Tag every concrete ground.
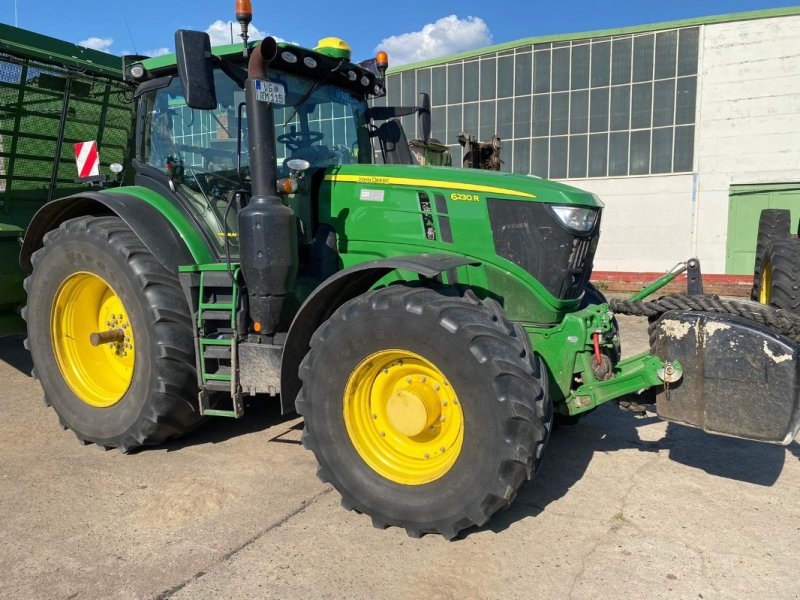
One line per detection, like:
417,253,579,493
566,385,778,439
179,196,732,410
1,315,799,600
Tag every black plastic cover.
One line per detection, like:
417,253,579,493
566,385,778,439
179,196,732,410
174,30,217,110
651,310,800,445
487,199,599,300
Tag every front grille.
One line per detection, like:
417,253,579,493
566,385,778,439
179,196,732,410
487,198,600,300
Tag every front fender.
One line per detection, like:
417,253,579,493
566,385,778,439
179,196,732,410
20,189,214,273
279,253,479,414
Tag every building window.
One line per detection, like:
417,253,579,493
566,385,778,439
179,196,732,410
372,25,699,177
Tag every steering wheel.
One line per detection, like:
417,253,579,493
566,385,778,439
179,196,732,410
277,126,324,151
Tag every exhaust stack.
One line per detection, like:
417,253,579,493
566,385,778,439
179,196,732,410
238,37,296,335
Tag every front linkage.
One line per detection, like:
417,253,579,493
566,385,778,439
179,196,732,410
558,258,800,446
528,301,681,419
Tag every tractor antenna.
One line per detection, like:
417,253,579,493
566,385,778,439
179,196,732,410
117,0,139,55
235,0,253,57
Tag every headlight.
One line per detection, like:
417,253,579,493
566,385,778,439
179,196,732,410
550,205,599,233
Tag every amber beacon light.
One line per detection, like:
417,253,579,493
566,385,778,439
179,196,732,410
236,0,253,55
376,50,389,78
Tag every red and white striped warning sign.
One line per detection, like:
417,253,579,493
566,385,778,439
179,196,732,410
74,141,100,178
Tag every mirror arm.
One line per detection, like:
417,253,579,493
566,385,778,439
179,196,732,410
213,56,248,88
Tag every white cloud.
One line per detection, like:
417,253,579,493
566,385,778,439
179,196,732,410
206,20,275,47
143,47,170,57
375,15,492,67
78,36,114,52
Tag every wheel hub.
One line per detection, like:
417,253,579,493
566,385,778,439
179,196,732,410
386,389,429,437
51,272,136,408
343,349,463,486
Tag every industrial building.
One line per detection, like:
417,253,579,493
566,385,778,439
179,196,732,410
374,7,800,278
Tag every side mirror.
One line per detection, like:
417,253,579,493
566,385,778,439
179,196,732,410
175,30,217,109
418,93,431,143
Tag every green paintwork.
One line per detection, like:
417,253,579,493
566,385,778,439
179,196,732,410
0,26,135,337
125,34,664,417
139,40,350,76
629,265,685,301
139,40,260,72
0,23,123,79
525,303,675,416
316,163,601,324
102,187,215,265
726,184,800,275
385,6,800,74
568,354,678,415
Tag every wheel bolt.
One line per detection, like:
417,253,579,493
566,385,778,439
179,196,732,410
420,376,426,382
406,377,412,383
382,368,388,374
440,416,446,422
424,453,430,459
442,400,447,406
371,413,377,419
433,384,440,391
440,447,446,453
380,431,385,437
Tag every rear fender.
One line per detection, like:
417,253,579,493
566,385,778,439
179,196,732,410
279,254,479,414
20,190,211,273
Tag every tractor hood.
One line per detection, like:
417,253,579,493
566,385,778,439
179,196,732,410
324,164,603,207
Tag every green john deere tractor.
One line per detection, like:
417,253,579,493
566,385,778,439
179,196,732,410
20,7,800,539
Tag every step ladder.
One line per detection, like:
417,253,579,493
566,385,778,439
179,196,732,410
180,265,243,418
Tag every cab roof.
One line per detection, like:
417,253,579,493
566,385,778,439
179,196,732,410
133,40,384,98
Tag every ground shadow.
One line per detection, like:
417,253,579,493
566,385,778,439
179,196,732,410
149,397,299,452
0,335,33,376
785,440,800,460
482,405,664,536
663,421,787,484
474,402,791,538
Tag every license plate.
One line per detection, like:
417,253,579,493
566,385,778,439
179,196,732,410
255,80,285,105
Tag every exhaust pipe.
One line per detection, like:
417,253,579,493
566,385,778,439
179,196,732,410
238,37,296,334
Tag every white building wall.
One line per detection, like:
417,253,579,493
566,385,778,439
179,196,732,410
560,174,695,272
693,15,800,273
562,14,800,274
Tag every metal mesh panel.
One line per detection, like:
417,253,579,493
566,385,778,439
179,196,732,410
0,51,135,205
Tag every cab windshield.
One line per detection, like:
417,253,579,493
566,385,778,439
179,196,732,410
140,68,370,253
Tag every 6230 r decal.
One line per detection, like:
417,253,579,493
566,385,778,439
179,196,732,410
450,193,480,202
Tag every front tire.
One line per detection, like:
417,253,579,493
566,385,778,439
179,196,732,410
758,238,800,313
752,209,792,302
296,285,552,539
24,216,202,452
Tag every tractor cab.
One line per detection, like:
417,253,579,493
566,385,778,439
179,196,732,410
129,36,379,258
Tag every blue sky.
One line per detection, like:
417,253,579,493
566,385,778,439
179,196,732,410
3,0,798,65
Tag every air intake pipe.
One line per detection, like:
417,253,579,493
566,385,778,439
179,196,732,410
239,36,296,334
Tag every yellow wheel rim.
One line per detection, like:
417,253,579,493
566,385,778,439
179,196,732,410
760,261,772,305
51,272,136,407
343,350,464,485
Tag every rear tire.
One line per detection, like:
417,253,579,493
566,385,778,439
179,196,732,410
752,209,792,301
297,285,551,539
24,216,202,452
759,238,800,313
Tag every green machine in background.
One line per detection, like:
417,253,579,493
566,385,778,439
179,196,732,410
0,24,136,335
15,3,800,540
